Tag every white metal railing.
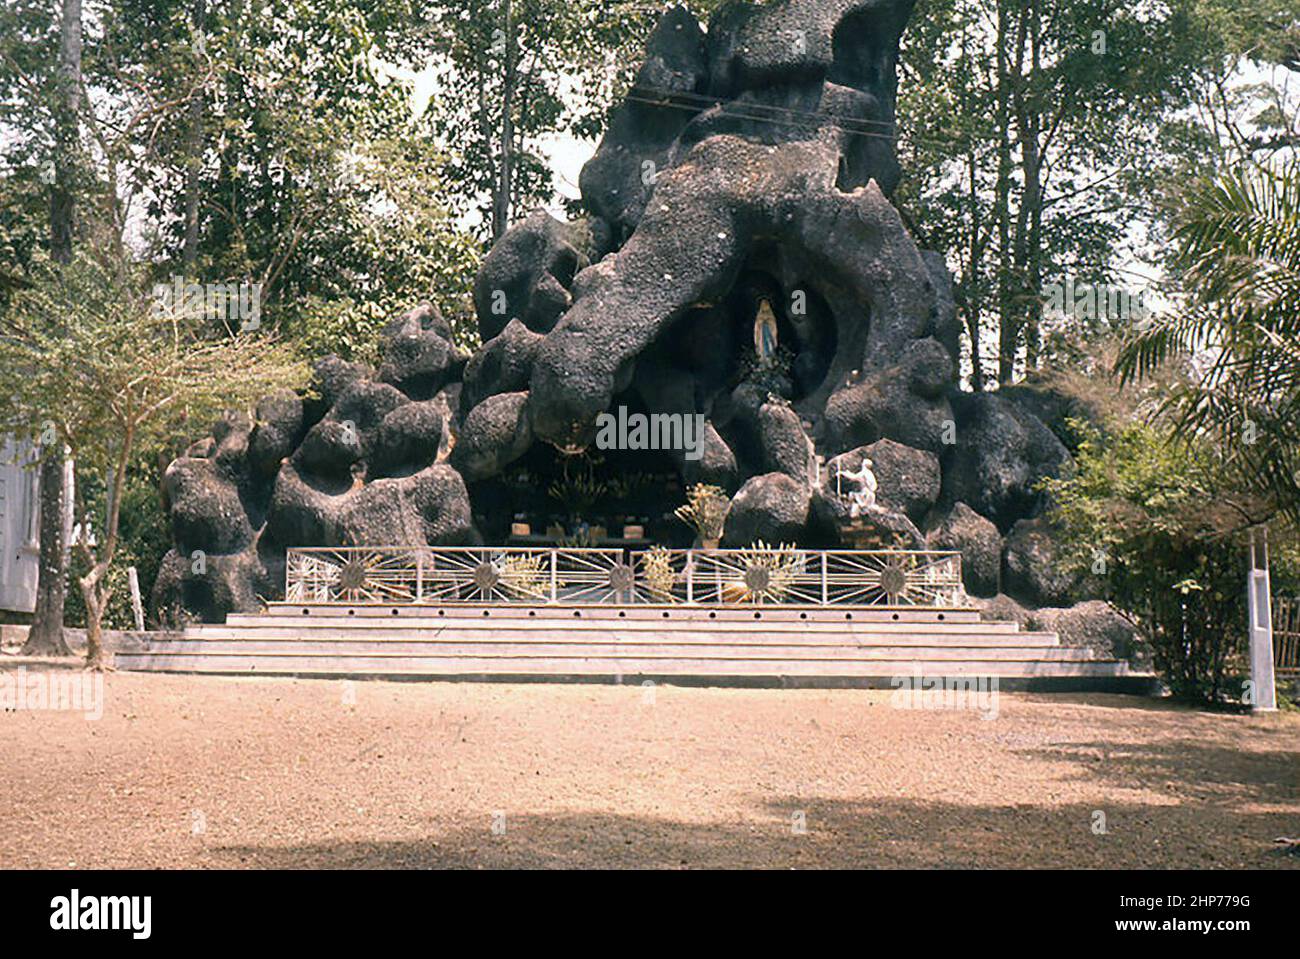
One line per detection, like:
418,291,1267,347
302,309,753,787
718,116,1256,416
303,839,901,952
285,546,965,608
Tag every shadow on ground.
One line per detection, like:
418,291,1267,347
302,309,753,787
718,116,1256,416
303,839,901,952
211,726,1300,870
209,798,1299,869
1018,738,1300,807
0,654,92,672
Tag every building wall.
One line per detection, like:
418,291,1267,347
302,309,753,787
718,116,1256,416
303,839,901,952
0,437,41,613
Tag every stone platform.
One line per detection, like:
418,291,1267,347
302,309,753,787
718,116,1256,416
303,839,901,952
113,603,1154,692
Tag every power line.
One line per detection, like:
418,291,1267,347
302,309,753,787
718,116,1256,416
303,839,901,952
627,84,903,130
622,87,962,154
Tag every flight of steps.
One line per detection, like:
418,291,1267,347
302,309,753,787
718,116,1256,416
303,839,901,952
113,603,1153,691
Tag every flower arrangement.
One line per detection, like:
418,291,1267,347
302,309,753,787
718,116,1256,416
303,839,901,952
641,546,678,602
674,483,730,545
733,540,803,603
499,553,552,600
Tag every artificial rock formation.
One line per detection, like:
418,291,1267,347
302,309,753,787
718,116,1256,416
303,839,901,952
156,0,1086,624
154,308,472,623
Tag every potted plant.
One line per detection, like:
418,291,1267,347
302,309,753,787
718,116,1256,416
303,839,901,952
674,483,730,549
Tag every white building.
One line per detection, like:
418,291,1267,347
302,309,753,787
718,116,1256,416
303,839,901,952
0,437,56,613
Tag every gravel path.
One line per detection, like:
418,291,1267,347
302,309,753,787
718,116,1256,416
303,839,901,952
1,663,1297,868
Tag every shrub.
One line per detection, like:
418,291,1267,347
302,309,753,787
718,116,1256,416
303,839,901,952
1045,419,1290,706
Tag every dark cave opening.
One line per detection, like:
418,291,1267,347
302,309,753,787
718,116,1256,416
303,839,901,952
469,395,690,548
469,250,841,546
641,251,839,409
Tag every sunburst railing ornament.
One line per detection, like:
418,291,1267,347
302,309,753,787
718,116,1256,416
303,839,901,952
286,547,424,603
823,550,965,606
284,546,965,607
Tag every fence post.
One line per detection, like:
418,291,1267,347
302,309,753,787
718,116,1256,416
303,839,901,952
127,566,145,630
820,552,828,604
1247,528,1278,712
550,549,558,603
415,549,423,602
686,550,694,604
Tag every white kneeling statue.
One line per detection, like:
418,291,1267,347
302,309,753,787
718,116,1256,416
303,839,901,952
839,457,878,518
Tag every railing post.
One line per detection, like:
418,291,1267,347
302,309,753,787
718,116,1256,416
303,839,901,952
820,551,828,604
686,550,694,604
415,548,423,602
550,549,558,603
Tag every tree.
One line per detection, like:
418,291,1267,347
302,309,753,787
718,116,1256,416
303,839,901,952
2,0,497,636
1045,418,1273,706
0,0,87,655
898,0,1270,388
413,0,725,242
417,0,591,241
0,251,309,668
286,137,483,356
1186,0,1300,166
1116,159,1300,522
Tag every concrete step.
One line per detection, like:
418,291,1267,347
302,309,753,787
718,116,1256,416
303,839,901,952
114,638,1095,660
174,627,1058,647
199,619,1037,639
257,603,985,625
113,602,1152,690
111,651,1133,678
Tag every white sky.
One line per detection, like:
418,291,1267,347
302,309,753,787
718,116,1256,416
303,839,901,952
401,59,595,228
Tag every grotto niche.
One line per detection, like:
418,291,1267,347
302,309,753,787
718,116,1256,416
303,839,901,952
153,0,1091,628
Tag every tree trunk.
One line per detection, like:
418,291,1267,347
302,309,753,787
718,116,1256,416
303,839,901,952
1017,0,1044,372
491,0,515,242
49,0,82,263
994,0,1015,385
23,452,71,655
79,565,111,671
78,428,131,670
965,147,984,391
956,14,985,393
182,0,207,270
28,0,83,654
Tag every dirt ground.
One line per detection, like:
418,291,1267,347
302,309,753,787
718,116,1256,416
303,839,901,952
1,660,1297,869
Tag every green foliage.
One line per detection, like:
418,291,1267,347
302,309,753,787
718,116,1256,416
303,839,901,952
0,251,310,659
413,0,726,239
124,3,480,346
277,137,482,359
1045,419,1255,705
0,170,44,309
0,254,309,471
899,0,1293,385
0,0,485,356
64,465,171,631
268,135,483,357
1116,159,1300,522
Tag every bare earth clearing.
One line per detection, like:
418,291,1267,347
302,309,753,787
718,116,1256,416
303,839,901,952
1,661,1297,869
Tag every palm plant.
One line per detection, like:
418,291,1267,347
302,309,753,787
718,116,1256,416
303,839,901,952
674,483,730,544
640,546,678,602
499,553,553,600
1115,159,1300,522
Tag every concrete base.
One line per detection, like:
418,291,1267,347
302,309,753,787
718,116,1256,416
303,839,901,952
111,602,1155,693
